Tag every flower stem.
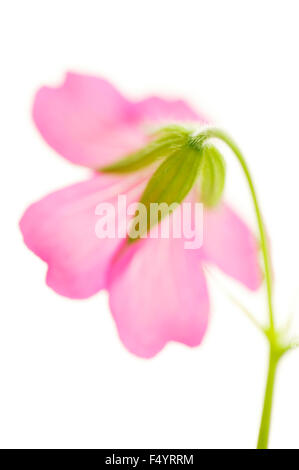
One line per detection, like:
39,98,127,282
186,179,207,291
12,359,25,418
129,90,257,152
199,127,278,448
201,128,275,334
256,347,279,449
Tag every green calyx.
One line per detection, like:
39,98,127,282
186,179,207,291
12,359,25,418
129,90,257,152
129,144,202,241
99,125,192,174
100,125,226,240
199,143,226,207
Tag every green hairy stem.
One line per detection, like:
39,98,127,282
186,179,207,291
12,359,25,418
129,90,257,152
198,128,288,449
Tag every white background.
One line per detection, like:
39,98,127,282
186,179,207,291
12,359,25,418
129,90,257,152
1,0,299,449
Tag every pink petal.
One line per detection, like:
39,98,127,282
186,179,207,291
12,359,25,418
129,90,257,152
107,233,209,358
33,72,205,169
33,72,147,168
202,203,262,290
137,96,206,123
20,173,145,299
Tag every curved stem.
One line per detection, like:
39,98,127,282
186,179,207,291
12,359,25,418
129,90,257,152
198,127,277,448
201,128,275,335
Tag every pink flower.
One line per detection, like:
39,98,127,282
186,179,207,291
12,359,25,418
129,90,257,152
20,72,262,358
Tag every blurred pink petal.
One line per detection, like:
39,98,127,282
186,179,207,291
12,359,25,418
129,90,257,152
20,173,145,298
33,72,201,169
108,231,209,358
202,203,262,290
136,96,203,123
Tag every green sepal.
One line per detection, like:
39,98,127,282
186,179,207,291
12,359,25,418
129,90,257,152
99,125,191,174
200,144,226,207
128,144,202,241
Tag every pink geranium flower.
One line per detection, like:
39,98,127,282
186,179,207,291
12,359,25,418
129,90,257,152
20,72,262,358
